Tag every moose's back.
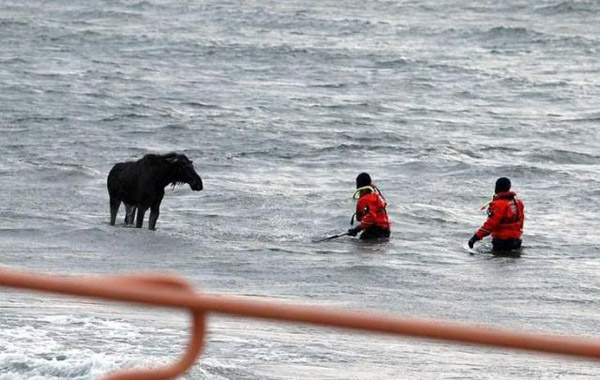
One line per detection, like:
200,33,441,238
107,161,141,206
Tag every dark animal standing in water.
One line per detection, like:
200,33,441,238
107,153,203,230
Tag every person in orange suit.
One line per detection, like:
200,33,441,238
348,173,391,240
468,177,524,252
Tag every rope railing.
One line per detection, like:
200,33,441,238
1,268,599,379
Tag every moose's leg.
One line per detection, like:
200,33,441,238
124,204,136,225
148,194,164,231
130,206,137,224
148,204,161,231
135,207,147,228
109,197,121,226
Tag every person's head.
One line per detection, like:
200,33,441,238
356,172,372,189
495,177,511,194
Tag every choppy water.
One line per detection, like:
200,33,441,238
1,0,599,378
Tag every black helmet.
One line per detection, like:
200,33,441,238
495,177,511,193
356,172,372,189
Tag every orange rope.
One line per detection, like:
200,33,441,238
1,268,599,379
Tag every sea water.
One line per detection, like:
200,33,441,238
1,1,599,378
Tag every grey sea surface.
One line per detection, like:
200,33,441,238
1,0,599,378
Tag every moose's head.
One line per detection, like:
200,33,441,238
164,153,203,191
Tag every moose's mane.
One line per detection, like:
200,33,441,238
142,152,179,159
140,152,186,165
160,152,181,160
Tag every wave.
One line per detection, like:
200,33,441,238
202,359,267,380
375,58,411,68
343,264,393,275
404,203,465,225
0,19,29,28
101,113,152,122
11,116,67,123
0,228,44,237
476,26,546,46
0,211,71,224
536,1,600,15
526,149,599,165
564,112,600,123
0,57,28,64
121,0,157,11
158,123,190,131
492,163,580,178
308,102,391,114
452,25,597,50
64,9,143,21
0,316,155,380
485,26,532,38
18,161,101,182
309,143,410,156
182,101,221,109
308,82,350,89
